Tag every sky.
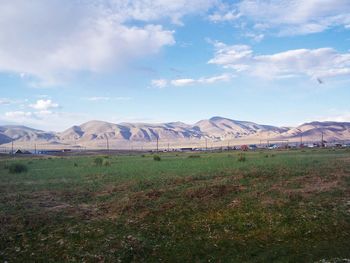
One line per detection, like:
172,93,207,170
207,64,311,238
0,0,350,131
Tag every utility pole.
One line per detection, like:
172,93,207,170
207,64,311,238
321,131,324,147
167,142,170,152
300,134,303,147
34,144,37,155
205,138,208,151
227,140,230,151
106,137,109,153
156,136,159,152
11,140,14,155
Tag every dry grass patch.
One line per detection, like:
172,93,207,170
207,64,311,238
185,184,243,200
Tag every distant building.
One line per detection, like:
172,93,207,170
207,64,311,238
180,147,193,152
14,149,32,155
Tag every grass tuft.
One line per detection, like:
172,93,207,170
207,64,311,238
238,152,246,162
103,160,111,166
153,155,161,161
8,163,28,174
188,155,200,159
93,157,104,166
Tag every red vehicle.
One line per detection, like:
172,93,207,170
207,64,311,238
241,145,249,151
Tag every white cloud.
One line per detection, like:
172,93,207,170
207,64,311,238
209,42,350,80
0,98,13,105
154,73,233,87
244,32,264,42
198,73,232,84
171,78,197,86
238,0,350,36
0,0,218,84
86,97,111,102
151,79,168,89
1,110,91,131
209,11,241,22
5,111,33,118
29,99,59,111
208,2,241,23
208,43,253,71
107,0,217,25
317,110,350,122
209,0,350,36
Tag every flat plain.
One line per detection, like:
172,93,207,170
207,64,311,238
1,149,350,262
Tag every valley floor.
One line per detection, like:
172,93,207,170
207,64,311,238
1,149,350,262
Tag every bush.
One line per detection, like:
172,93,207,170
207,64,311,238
8,163,28,174
103,160,111,166
94,157,104,166
188,155,200,159
74,162,78,167
153,155,161,161
238,153,246,162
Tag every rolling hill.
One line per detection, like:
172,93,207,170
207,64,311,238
1,117,349,149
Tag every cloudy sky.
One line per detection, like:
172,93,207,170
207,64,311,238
0,0,350,131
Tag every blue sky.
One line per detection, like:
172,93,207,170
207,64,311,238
0,0,350,131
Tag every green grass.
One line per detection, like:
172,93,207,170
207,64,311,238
0,149,350,262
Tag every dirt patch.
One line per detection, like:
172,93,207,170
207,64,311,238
227,198,241,208
46,203,72,211
269,173,347,198
167,172,243,186
93,182,134,198
97,189,166,219
185,184,243,200
145,189,164,199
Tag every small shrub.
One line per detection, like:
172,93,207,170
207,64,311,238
8,163,28,174
153,155,161,161
264,154,269,158
94,157,104,166
103,160,111,166
188,155,200,159
74,162,78,167
141,154,146,158
238,153,246,162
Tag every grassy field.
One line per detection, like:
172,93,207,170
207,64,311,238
0,149,350,262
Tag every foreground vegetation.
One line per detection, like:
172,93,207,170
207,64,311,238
0,149,350,262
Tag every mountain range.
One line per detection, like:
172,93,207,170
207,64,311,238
1,117,350,149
